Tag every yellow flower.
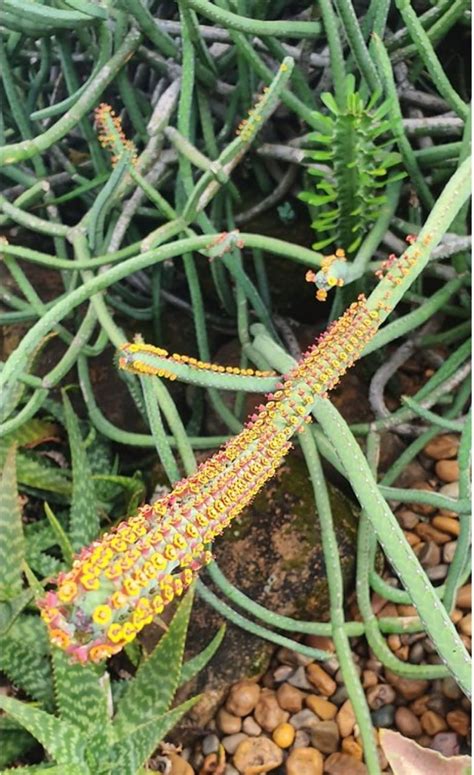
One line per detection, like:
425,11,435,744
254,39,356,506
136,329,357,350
92,605,112,626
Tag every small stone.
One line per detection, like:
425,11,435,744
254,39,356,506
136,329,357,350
242,716,261,736
324,752,368,775
409,642,425,664
451,608,464,624
222,733,248,755
396,509,419,529
290,709,320,732
233,737,283,774
443,540,457,563
404,531,421,547
415,523,451,545
459,613,471,636
421,710,448,735
254,689,289,732
398,605,418,617
305,696,337,720
286,747,323,775
410,694,430,717
371,705,394,728
276,683,305,713
277,647,312,667
432,516,460,537
306,663,337,696
431,732,460,757
341,737,363,761
394,707,422,738
441,676,462,700
387,634,402,653
424,435,459,461
456,584,471,609
408,481,437,516
366,684,396,710
427,564,448,581
292,729,311,749
168,753,195,775
418,541,441,567
336,700,356,738
330,685,349,706
202,734,220,756
384,670,428,700
311,720,340,753
272,721,295,748
224,766,239,775
288,665,312,690
273,664,294,683
435,459,459,483
362,670,379,689
305,634,335,653
217,708,242,735
226,681,261,717
446,709,470,736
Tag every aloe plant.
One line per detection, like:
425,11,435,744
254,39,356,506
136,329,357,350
0,589,223,774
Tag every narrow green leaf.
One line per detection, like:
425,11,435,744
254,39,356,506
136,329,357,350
62,392,100,551
44,503,74,568
114,589,195,734
0,446,25,599
179,624,226,687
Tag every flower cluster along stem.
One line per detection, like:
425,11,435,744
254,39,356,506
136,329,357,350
38,295,381,662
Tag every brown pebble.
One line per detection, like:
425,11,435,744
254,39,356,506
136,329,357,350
222,733,248,755
272,721,295,748
456,584,471,609
305,695,337,720
432,515,460,537
362,670,378,689
441,676,462,700
397,605,417,617
217,708,242,735
226,681,261,717
366,684,396,710
311,720,339,753
408,481,437,516
384,670,428,701
421,710,448,735
435,459,459,483
396,509,419,529
387,634,402,652
336,699,356,738
276,683,305,714
438,482,459,516
168,753,194,775
404,531,421,547
242,716,261,736
415,523,451,545
410,694,430,717
306,663,337,696
254,689,289,732
459,613,472,637
418,541,441,566
443,540,458,563
446,709,470,736
431,731,461,757
286,747,323,775
341,737,363,761
451,608,464,624
305,634,335,652
233,737,283,774
394,707,422,738
324,752,368,775
424,435,459,461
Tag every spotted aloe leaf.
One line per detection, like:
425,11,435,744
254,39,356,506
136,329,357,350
379,729,472,775
0,696,85,767
0,616,54,709
113,587,194,734
108,697,200,775
0,446,25,600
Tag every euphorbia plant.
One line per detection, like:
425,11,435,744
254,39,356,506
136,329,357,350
37,157,471,698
